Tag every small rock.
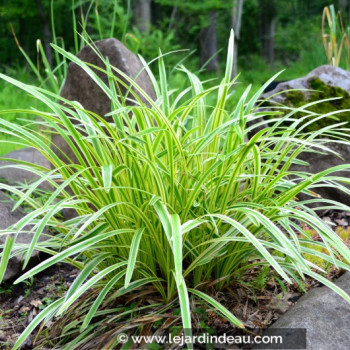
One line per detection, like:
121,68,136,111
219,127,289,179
0,191,47,282
261,272,350,350
0,148,51,188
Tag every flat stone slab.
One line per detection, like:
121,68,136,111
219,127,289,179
0,191,45,282
262,272,350,350
0,148,51,188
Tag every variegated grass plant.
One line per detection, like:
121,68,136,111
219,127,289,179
1,31,350,349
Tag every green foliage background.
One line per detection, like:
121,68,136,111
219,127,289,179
0,0,345,70
0,0,345,156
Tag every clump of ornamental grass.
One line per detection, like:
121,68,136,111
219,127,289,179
1,31,350,349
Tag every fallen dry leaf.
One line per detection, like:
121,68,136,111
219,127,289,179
19,306,30,313
30,299,42,308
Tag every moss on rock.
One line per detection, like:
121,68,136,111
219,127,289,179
283,78,350,132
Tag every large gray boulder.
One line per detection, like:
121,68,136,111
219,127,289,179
0,191,45,282
264,65,350,102
0,148,51,188
60,38,156,117
51,38,156,164
261,272,350,350
261,65,350,207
